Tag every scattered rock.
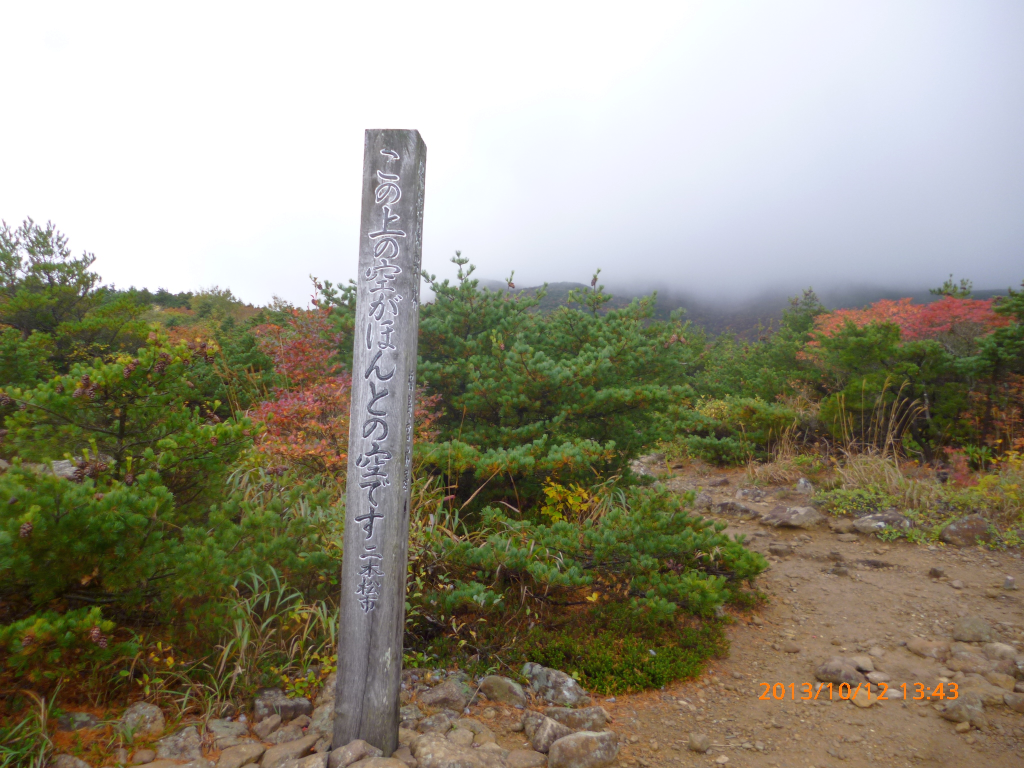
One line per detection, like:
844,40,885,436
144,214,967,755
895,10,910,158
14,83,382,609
208,718,250,748
52,756,92,768
707,477,729,487
850,687,874,708
983,642,1017,661
447,728,474,747
255,714,283,740
479,675,528,707
836,534,859,543
419,680,472,712
522,712,572,752
984,672,1016,691
941,515,994,547
1004,692,1024,714
272,718,309,745
544,706,611,731
410,733,500,768
906,638,950,660
866,671,891,684
505,749,547,768
736,488,766,502
346,760,406,768
714,501,760,519
157,726,203,762
1003,575,1016,590
795,478,814,494
950,579,965,590
849,655,874,672
309,704,334,743
255,689,313,723
941,693,986,727
131,749,156,765
262,734,319,768
281,755,329,768
688,733,710,753
546,731,618,768
768,542,792,557
815,658,867,685
522,663,590,706
327,740,385,768
390,746,416,768
952,616,994,643
315,674,337,707
852,511,911,534
56,712,100,732
693,492,713,510
781,642,801,654
399,705,423,722
217,743,266,768
417,713,454,734
928,567,945,579
830,518,856,534
121,702,165,739
761,506,825,529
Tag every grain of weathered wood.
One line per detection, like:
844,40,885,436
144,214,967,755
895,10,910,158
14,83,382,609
333,129,426,755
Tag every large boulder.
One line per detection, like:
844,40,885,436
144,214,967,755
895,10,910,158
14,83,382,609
759,506,825,529
953,616,994,643
543,706,611,731
505,749,547,768
255,689,313,723
418,679,472,712
940,514,992,547
479,675,528,707
120,702,165,739
157,726,203,762
522,663,590,707
547,731,619,768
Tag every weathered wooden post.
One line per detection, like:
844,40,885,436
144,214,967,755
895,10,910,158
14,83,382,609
334,129,427,755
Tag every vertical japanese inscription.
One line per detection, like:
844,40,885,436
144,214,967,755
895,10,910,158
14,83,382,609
335,130,426,756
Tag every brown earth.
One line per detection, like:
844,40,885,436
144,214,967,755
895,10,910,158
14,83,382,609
470,467,1024,768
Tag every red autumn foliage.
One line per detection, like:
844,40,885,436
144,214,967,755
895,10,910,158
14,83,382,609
808,296,1008,351
249,303,440,478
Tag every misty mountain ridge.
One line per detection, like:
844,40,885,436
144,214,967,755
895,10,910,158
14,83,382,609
476,279,1010,339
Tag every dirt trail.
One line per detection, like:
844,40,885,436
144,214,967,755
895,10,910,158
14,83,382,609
586,469,1024,768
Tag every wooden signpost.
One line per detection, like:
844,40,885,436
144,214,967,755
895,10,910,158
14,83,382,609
333,129,427,755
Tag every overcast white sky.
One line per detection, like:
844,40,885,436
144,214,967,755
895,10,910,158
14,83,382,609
2,1,1023,305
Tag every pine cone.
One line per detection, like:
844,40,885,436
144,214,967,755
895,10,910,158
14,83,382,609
89,626,107,648
124,473,136,486
19,521,32,538
0,393,12,406
54,383,64,393
72,388,84,398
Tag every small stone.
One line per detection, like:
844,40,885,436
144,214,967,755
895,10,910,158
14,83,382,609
950,579,965,590
56,712,100,732
255,714,283,740
768,542,792,557
714,757,729,765
795,478,814,494
506,749,547,768
836,534,859,543
952,616,994,643
955,721,971,733
390,746,415,768
687,733,710,753
760,506,826,529
131,749,157,766
984,672,1016,691
751,615,763,626
254,689,313,723
416,713,453,734
419,680,472,712
523,713,572,753
866,672,891,684
781,642,801,654
1003,576,1016,590
479,675,529,708
544,706,611,731
906,638,949,660
262,734,319,768
815,658,866,686
121,702,166,739
849,655,874,673
51,756,92,768
157,726,202,762
985,588,1001,599
868,646,885,658
446,728,474,747
208,718,251,748
521,662,591,707
546,731,619,768
852,512,911,534
941,694,986,727
940,515,992,547
833,566,850,577
346,760,405,768
399,705,423,722
217,743,266,768
850,687,874,708
928,567,945,579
